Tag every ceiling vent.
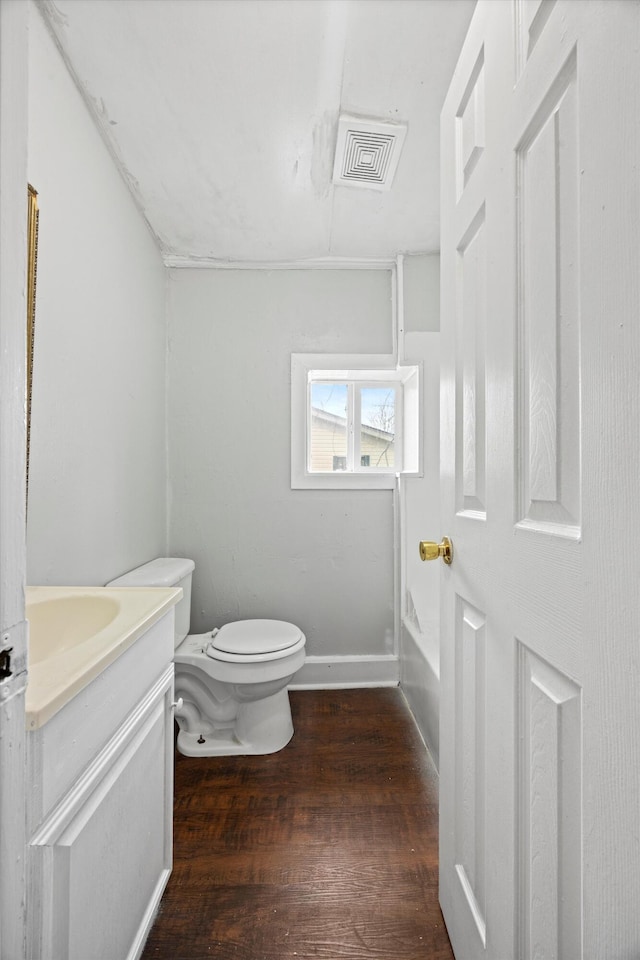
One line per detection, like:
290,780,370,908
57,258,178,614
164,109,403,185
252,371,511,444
332,115,408,191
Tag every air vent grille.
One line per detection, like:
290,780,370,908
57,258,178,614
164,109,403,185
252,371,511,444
333,116,407,191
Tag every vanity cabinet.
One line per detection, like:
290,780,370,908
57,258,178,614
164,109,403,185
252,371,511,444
26,612,175,960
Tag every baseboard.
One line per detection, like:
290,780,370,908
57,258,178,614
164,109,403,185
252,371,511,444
290,654,399,689
130,866,171,960
399,620,440,770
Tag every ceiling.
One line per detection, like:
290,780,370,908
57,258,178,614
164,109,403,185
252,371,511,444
40,0,475,264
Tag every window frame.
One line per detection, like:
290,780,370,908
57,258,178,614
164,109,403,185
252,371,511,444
309,379,402,475
291,353,422,490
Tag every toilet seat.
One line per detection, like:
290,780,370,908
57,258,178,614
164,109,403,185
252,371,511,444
176,628,306,669
208,619,303,656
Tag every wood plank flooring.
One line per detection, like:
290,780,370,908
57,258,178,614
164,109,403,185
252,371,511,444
141,688,454,960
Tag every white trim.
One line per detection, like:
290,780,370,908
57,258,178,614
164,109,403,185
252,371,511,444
0,2,28,957
164,256,396,270
292,471,399,491
347,380,356,472
1,4,28,632
395,252,404,362
290,654,399,689
163,269,171,555
128,869,171,960
393,476,401,658
391,259,399,359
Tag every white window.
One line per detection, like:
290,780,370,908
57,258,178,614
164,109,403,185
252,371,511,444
309,380,400,473
291,354,422,490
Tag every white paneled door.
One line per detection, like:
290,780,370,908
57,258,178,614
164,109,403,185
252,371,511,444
439,2,640,958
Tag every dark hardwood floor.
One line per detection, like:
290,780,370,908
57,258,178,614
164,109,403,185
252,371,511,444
141,688,454,960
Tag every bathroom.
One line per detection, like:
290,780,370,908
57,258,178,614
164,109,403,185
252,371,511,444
4,1,640,958
1,0,463,955
22,0,450,749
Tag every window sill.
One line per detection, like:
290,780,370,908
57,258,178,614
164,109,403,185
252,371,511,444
292,471,422,491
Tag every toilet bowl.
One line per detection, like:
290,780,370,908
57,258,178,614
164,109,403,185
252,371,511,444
106,559,306,757
174,621,306,756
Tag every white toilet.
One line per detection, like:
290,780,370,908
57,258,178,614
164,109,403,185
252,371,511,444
107,558,306,757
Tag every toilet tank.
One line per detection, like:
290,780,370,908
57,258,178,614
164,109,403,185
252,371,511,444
106,557,195,648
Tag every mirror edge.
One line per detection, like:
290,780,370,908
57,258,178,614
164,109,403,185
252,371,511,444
26,184,39,508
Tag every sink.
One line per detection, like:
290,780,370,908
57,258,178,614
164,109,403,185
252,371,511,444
25,585,181,728
27,594,120,665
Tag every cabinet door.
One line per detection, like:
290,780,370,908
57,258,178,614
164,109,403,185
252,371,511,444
29,667,174,960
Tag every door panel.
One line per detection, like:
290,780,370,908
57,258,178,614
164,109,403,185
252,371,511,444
517,0,558,73
458,211,487,518
455,49,485,201
454,597,487,947
439,2,640,957
516,644,582,960
516,53,579,533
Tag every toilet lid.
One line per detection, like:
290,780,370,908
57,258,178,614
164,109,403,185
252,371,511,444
208,619,303,656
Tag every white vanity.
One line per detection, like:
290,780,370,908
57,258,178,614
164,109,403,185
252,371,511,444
25,586,181,960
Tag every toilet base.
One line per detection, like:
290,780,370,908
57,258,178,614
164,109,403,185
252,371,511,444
175,687,295,757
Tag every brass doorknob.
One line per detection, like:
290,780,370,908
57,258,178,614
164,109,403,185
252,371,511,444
419,537,453,565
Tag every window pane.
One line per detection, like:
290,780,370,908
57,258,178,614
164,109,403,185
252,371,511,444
360,386,395,468
309,383,348,472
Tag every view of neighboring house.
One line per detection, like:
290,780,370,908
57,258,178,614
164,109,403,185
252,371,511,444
310,407,395,472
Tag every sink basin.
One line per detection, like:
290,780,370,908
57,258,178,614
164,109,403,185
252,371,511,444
27,594,120,665
25,585,182,729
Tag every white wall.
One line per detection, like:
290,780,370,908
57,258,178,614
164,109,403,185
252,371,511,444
167,268,396,667
26,6,167,587
398,253,441,765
